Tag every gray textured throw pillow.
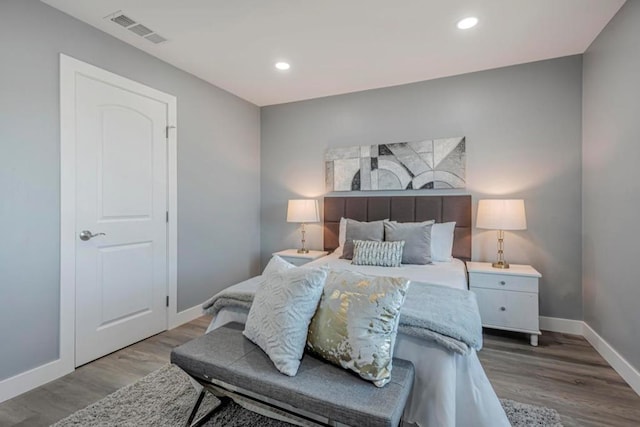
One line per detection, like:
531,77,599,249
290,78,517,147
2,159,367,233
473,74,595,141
384,220,435,264
352,240,405,267
340,219,385,260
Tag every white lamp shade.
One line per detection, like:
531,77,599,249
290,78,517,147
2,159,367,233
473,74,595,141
287,199,320,223
476,199,527,230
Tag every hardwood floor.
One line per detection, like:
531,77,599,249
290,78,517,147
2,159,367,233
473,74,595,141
1,318,638,426
0,317,209,427
480,329,640,426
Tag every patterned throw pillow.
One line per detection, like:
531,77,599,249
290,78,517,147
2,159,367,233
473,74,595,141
243,267,327,376
352,240,405,267
307,270,410,387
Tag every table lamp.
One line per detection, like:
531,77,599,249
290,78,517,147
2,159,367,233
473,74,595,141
476,199,527,269
287,199,320,254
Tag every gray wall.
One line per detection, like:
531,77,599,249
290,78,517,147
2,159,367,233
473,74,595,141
0,0,260,381
261,56,583,321
583,1,640,371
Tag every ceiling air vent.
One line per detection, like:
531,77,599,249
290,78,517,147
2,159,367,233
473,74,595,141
105,11,168,45
145,34,168,44
111,14,136,28
128,24,153,37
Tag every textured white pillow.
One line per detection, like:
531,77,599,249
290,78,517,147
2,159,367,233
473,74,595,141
243,267,327,376
262,255,295,276
431,222,456,262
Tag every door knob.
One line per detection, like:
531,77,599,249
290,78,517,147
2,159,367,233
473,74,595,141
79,230,106,241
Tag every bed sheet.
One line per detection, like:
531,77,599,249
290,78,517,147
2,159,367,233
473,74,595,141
304,252,468,290
204,257,508,427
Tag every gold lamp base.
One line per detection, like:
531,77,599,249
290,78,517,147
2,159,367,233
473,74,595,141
492,230,510,269
297,223,309,254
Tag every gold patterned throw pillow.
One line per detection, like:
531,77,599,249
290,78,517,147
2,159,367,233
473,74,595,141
306,270,410,387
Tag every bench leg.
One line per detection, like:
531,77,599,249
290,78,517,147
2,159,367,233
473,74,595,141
185,388,227,427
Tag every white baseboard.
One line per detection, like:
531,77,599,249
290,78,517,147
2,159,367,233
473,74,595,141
539,316,639,397
170,304,204,329
583,323,640,396
2,304,204,404
539,316,584,335
0,357,73,404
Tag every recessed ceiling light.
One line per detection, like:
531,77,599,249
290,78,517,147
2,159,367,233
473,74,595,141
457,17,478,30
275,62,290,71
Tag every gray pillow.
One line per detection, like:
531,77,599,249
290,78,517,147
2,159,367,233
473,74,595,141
384,220,435,264
340,219,385,260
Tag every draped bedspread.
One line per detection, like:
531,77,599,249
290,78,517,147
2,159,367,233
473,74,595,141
203,278,483,355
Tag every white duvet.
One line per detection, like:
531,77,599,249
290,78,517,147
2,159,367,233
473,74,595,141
306,252,469,289
206,253,509,427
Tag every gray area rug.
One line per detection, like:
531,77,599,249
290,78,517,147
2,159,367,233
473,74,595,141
52,364,563,427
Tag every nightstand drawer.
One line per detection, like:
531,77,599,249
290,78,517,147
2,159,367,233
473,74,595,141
473,288,539,332
469,272,538,293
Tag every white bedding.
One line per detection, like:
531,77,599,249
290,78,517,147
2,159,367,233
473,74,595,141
205,255,508,427
304,251,468,289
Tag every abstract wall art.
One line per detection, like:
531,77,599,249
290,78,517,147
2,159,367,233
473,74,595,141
325,137,466,191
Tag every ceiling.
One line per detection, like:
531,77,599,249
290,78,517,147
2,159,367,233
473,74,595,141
42,0,625,106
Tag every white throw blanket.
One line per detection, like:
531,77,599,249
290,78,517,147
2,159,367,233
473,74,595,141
202,276,482,355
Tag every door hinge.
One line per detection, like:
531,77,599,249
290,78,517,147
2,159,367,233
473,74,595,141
166,125,176,138
166,295,169,307
166,210,169,223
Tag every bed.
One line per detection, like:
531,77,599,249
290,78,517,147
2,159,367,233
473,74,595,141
205,196,509,427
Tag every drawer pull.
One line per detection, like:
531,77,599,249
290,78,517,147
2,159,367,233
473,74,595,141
499,281,506,285
500,307,506,311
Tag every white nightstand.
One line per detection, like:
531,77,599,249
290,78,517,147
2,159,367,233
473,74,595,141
466,261,542,346
272,249,329,267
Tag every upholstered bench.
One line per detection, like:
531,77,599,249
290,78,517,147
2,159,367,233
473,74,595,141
170,322,415,427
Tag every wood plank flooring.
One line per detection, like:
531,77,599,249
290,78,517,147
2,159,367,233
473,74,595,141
0,317,209,427
1,318,638,426
480,329,640,426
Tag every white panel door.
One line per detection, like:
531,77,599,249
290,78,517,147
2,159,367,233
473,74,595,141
75,73,168,366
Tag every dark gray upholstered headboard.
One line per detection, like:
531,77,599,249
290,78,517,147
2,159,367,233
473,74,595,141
323,195,472,261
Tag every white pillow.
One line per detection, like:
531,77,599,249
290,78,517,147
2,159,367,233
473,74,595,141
262,255,295,276
330,217,348,256
339,217,347,247
431,222,456,262
243,267,327,376
332,216,347,254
